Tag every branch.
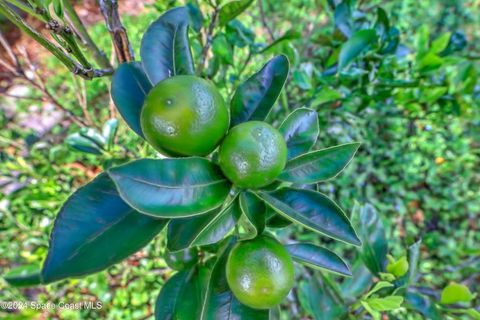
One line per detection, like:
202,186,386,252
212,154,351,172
198,6,219,74
0,1,113,80
63,0,112,69
98,0,134,64
258,0,274,42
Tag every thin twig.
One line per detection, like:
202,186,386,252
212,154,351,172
63,0,112,69
98,0,134,64
258,0,274,42
0,1,113,79
198,6,219,74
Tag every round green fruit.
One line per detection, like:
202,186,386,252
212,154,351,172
218,121,287,189
141,75,229,156
226,235,294,309
164,247,198,271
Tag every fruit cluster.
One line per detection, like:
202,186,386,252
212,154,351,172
31,7,360,318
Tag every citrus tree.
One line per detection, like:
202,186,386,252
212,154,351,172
3,5,363,318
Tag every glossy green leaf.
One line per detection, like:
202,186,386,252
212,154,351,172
109,158,230,218
79,128,106,148
3,264,42,287
279,143,360,184
338,29,377,70
286,243,351,276
42,173,167,283
218,0,254,26
111,62,152,138
102,118,119,149
200,239,269,320
279,108,319,160
140,7,194,85
155,266,210,319
238,191,266,239
351,202,387,275
258,188,361,246
230,55,289,126
266,207,292,228
167,197,240,252
65,133,103,155
441,282,476,305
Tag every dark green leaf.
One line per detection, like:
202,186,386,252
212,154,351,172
338,29,377,70
334,0,352,38
186,3,204,32
406,292,442,320
140,7,194,85
200,239,269,319
108,158,230,218
230,55,289,126
238,191,266,239
298,276,347,320
42,173,167,283
111,62,152,138
351,203,387,275
65,133,103,155
225,20,255,48
167,197,240,252
258,188,361,246
279,143,360,184
4,264,42,287
218,0,254,26
279,107,319,160
374,7,389,40
286,243,351,276
341,262,373,301
155,266,210,319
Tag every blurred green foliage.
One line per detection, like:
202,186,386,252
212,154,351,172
1,0,479,319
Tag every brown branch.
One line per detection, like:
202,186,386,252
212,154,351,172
198,6,219,74
258,0,274,42
98,0,134,64
0,1,113,80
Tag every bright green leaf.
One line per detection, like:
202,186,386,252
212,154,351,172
441,282,476,305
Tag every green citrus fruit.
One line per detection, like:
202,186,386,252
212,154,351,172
141,75,229,156
164,247,198,271
226,235,294,309
218,121,287,189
